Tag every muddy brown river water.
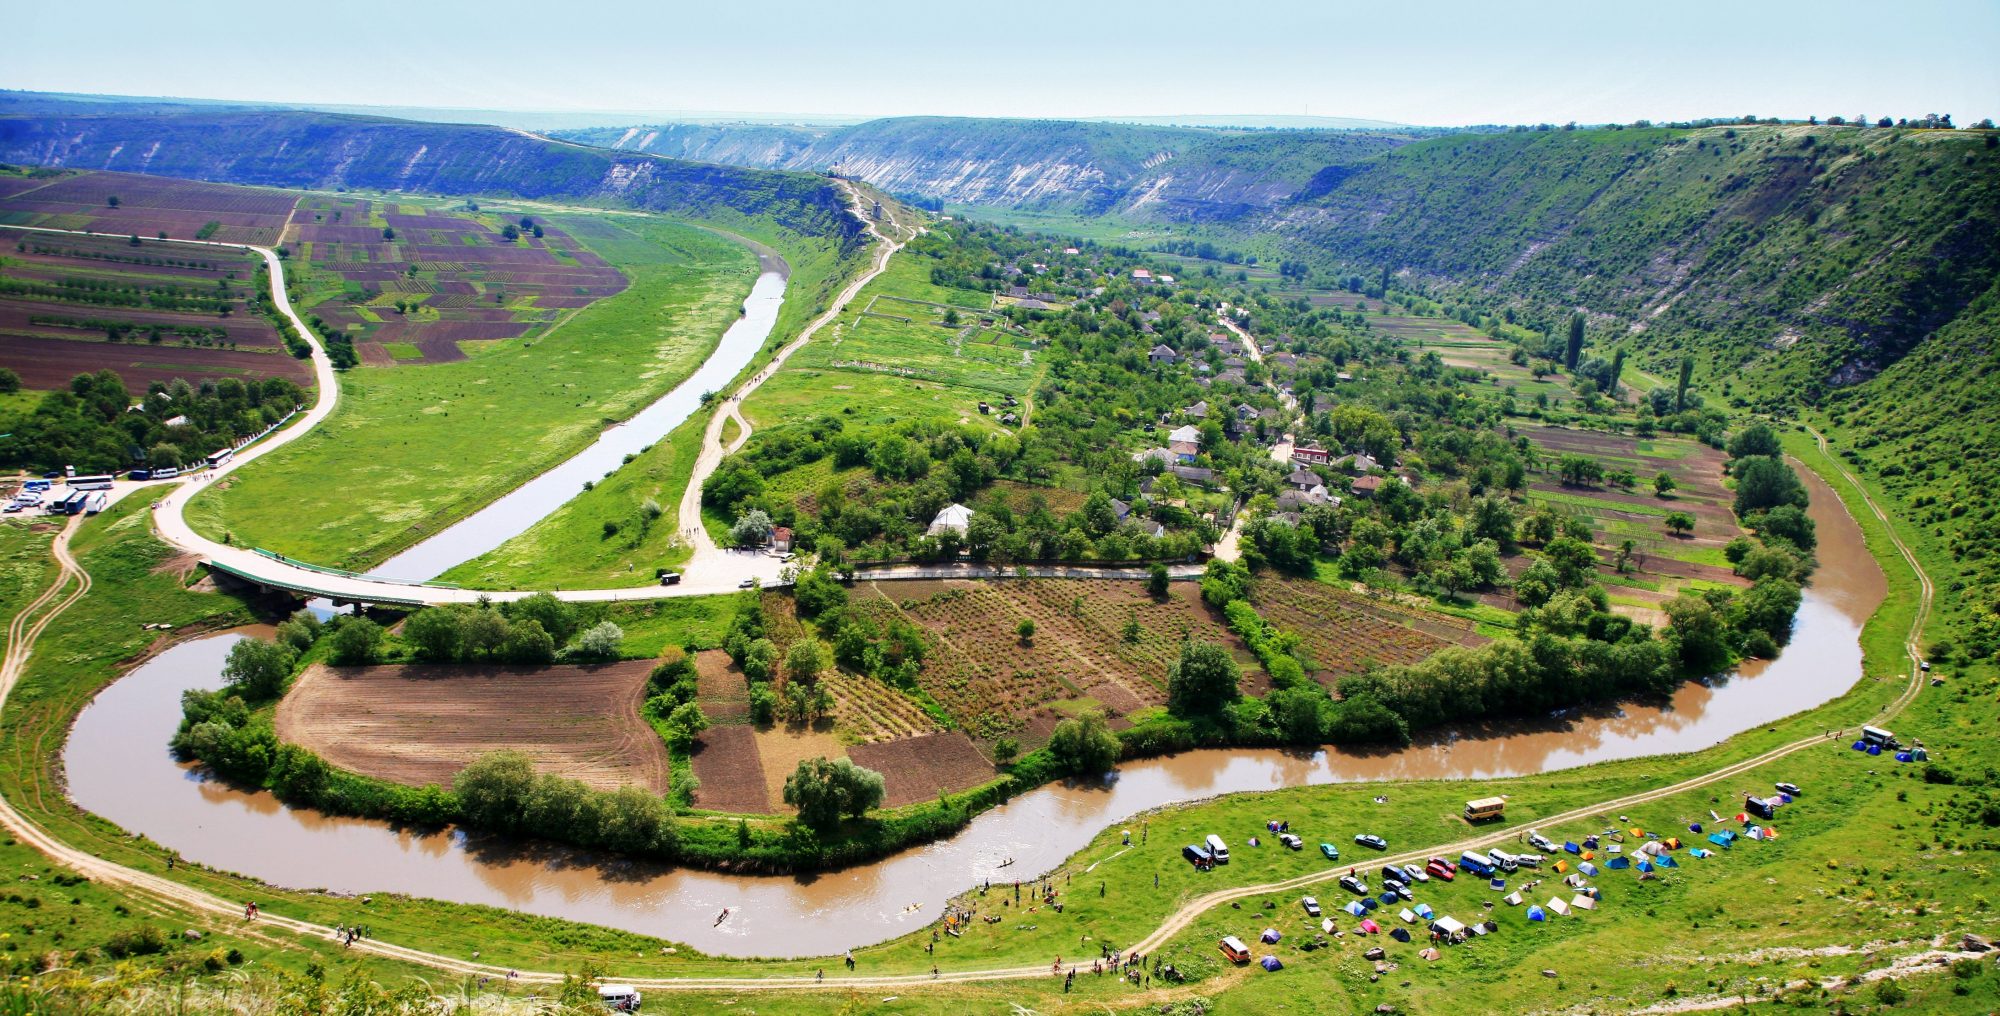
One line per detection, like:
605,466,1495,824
63,463,1881,958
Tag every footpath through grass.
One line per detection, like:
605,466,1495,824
8,423,1997,1012
437,223,860,590
185,215,757,571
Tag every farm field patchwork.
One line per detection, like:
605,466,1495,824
0,170,298,245
274,660,671,794
287,197,628,364
185,213,757,570
0,229,310,390
855,578,1264,745
1249,576,1484,684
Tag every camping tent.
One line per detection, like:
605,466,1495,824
1689,848,1712,859
1581,850,1595,861
1553,860,1570,873
1579,862,1599,876
1360,919,1380,934
1490,877,1507,890
1547,897,1571,916
1607,856,1631,870
1260,928,1282,944
1658,854,1679,868
1398,908,1417,923
1747,826,1766,841
1360,897,1379,911
1664,836,1683,849
1260,956,1282,971
1639,841,1666,857
1503,892,1523,906
1321,918,1335,935
1628,827,1645,837
1471,922,1491,936
1378,893,1399,906
1688,822,1703,834
1607,844,1623,854
1419,947,1442,960
1912,746,1929,762
1345,901,1368,917
1570,894,1598,911
1707,833,1735,849
1432,916,1466,936
1414,903,1435,920
1390,926,1412,942
1564,841,1581,854
1527,906,1548,922
1636,860,1654,873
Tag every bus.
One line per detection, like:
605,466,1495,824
1463,797,1507,822
68,474,115,491
206,448,235,469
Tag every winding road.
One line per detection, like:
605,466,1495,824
0,407,1936,989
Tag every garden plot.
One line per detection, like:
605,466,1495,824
274,660,670,794
847,732,996,808
1249,577,1480,684
0,171,298,245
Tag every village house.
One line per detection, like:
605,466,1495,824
1132,268,1155,285
770,526,794,553
1350,475,1384,497
1291,444,1331,467
1349,453,1380,474
1131,446,1176,466
1149,343,1180,365
1168,424,1202,462
1184,400,1209,420
1171,464,1216,488
1287,467,1325,491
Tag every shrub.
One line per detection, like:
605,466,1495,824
1047,711,1121,776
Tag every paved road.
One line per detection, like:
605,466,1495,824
672,180,907,590
0,430,1934,988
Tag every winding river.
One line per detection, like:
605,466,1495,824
63,464,1883,958
369,251,789,582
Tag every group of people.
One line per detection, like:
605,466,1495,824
1057,948,1162,992
334,922,371,947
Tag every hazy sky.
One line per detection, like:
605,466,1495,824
11,0,1997,126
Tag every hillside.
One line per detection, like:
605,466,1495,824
0,107,865,247
559,116,1412,219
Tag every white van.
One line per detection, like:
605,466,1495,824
1487,849,1520,872
598,984,642,1011
1205,834,1230,863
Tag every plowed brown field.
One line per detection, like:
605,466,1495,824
274,660,669,793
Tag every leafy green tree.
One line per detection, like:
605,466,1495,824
570,621,624,659
739,638,779,681
1732,456,1806,515
501,618,556,664
1664,511,1696,536
1325,692,1411,746
1726,423,1783,459
782,757,885,830
1046,711,1121,776
403,607,464,662
1754,503,1816,551
1653,471,1677,497
793,568,847,618
664,702,710,749
1016,618,1036,644
1556,455,1604,486
785,637,827,684
327,616,384,665
1543,536,1600,588
1675,357,1694,412
1267,685,1331,743
221,637,294,699
0,367,21,394
1664,592,1730,671
500,223,520,241
1147,562,1171,599
992,736,1020,764
1166,639,1242,715
454,751,536,830
507,592,579,646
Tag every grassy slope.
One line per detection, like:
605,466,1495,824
183,215,755,570
435,218,858,589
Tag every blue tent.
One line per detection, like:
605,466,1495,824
1360,897,1379,911
1851,740,1868,751
1378,893,1399,906
1345,901,1368,917
1707,833,1734,849
1414,903,1435,919
1583,835,1600,849
1260,928,1282,944
1778,792,1794,804
1489,877,1506,890
1657,855,1679,868
1390,926,1412,942
1260,955,1282,971
1607,856,1631,870
1689,848,1712,859
1688,822,1703,834
1579,861,1599,876
1895,751,1914,763
1866,744,1882,756
1636,860,1654,873
1564,841,1581,854
1527,906,1547,922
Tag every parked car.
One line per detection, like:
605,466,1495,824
1387,883,1413,901
1182,844,1214,866
1354,834,1388,850
1527,832,1557,853
658,571,682,586
737,579,756,588
1515,853,1543,869
2,503,20,513
1380,865,1407,884
1426,859,1456,881
1429,856,1458,873
1278,833,1303,850
1401,864,1429,883
1319,843,1340,861
1301,896,1321,917
1776,782,1802,796
1338,875,1368,895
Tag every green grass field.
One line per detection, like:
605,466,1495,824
184,215,758,571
